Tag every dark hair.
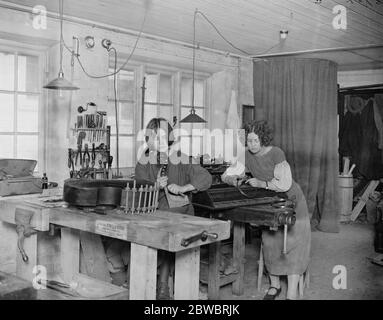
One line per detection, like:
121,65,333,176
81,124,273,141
243,120,273,146
145,117,175,146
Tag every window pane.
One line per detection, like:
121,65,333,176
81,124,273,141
0,135,14,158
119,71,135,101
0,52,15,91
17,135,38,161
120,102,134,134
108,75,115,99
158,105,173,124
145,74,158,103
180,136,191,156
18,55,39,92
143,104,157,128
17,95,39,132
106,101,117,134
181,78,192,106
159,74,172,104
0,93,14,132
194,79,204,107
110,135,134,168
190,136,203,157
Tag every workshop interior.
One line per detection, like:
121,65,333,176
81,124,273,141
0,0,382,301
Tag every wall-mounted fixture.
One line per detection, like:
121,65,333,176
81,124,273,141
101,39,112,51
43,0,79,91
280,30,289,40
78,102,96,113
180,9,207,124
84,36,95,49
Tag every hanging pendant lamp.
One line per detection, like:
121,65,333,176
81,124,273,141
180,10,206,123
44,0,79,90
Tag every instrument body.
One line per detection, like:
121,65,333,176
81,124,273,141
192,184,296,230
63,179,152,208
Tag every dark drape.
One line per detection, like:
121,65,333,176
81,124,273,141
253,58,339,233
339,94,383,180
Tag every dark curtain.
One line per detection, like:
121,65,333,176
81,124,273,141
253,58,339,233
339,94,383,180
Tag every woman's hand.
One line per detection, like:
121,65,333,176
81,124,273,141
157,176,168,189
223,175,243,186
246,177,264,188
167,183,185,195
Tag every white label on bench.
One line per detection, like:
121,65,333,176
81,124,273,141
95,220,128,239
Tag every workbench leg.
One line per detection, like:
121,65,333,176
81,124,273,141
61,228,80,284
174,247,200,300
129,243,157,300
208,242,221,300
16,233,38,282
232,222,245,296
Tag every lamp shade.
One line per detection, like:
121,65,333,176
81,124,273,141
44,71,79,90
179,108,206,123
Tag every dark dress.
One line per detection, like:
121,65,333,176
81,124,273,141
135,150,212,215
245,147,311,275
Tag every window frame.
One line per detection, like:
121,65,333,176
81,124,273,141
0,44,46,173
107,58,211,170
107,66,138,170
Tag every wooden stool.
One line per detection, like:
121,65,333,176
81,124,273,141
257,242,310,297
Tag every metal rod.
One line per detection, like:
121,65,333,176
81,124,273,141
252,44,383,59
283,224,288,255
339,83,383,90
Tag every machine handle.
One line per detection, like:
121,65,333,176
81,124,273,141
181,231,218,247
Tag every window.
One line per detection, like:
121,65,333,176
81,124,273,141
0,50,41,171
107,57,210,169
143,72,174,128
107,69,136,168
179,77,207,157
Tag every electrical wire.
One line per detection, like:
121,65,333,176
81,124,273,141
194,9,251,56
194,9,286,57
61,5,148,79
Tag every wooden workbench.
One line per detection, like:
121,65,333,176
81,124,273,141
0,194,230,300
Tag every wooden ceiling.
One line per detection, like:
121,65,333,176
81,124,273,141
3,0,383,70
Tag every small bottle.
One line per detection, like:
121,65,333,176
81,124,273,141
42,173,48,190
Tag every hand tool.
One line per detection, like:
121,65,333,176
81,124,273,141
91,144,96,164
75,131,86,167
83,144,91,169
75,144,82,167
68,149,75,178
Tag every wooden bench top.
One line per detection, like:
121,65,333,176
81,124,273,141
0,195,230,252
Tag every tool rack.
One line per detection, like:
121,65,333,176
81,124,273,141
68,112,112,179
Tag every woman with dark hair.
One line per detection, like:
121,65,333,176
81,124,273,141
135,117,212,299
222,120,311,300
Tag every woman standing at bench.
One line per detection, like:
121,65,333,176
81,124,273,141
222,120,311,300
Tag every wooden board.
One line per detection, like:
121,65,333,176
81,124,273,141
207,242,221,300
129,243,157,300
232,222,246,296
48,207,230,252
0,197,50,231
61,228,80,284
0,271,37,300
79,231,111,283
174,247,200,300
71,273,129,300
351,180,380,221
